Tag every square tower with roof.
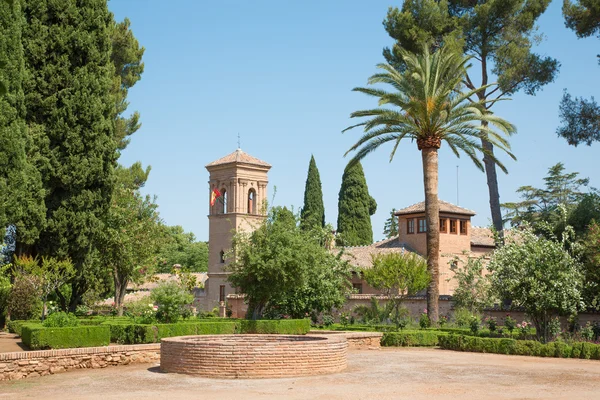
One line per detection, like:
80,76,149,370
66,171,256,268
201,148,271,312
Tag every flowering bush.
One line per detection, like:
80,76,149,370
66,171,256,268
469,315,480,335
516,321,530,336
438,315,448,328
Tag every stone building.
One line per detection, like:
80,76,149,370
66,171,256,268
198,148,270,313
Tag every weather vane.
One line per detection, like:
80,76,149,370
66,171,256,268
237,133,241,149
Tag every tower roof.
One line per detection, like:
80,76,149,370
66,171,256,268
205,149,271,169
394,200,476,216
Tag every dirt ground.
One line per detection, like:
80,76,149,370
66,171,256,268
1,348,600,399
0,332,25,353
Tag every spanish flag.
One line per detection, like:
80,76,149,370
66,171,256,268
210,188,222,206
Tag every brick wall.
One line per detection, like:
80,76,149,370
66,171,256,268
160,334,347,378
0,344,160,381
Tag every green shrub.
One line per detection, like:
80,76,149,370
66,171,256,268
439,334,600,360
42,312,79,327
151,281,193,323
21,324,110,350
240,319,310,335
381,330,445,347
7,319,39,335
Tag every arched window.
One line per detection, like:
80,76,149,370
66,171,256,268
220,189,227,214
248,188,256,214
219,250,225,264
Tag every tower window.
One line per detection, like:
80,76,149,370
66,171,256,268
417,218,427,233
248,188,256,214
219,250,225,263
460,220,468,235
219,285,226,303
407,219,415,234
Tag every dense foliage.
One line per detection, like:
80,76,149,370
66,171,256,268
336,162,377,246
300,155,326,231
488,227,583,342
155,225,208,273
382,209,398,238
150,281,194,323
363,253,429,329
449,256,493,315
228,206,351,320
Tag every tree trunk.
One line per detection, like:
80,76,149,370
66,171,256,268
481,136,504,234
114,268,128,317
421,147,440,323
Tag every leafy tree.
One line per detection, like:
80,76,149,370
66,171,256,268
151,280,193,323
12,255,74,320
228,206,351,320
581,220,600,309
110,16,145,150
557,91,600,147
363,252,429,329
21,0,117,311
6,274,40,320
300,155,325,231
343,44,515,322
449,256,493,314
0,265,11,326
0,0,45,246
336,161,377,246
558,1,600,146
502,162,589,228
156,225,208,273
98,173,164,316
488,226,583,343
383,0,558,233
383,209,399,238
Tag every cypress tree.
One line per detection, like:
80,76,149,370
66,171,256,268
300,155,325,231
0,0,45,246
336,161,377,246
22,0,117,310
383,208,398,238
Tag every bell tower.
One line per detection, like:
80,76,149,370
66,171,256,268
202,148,271,312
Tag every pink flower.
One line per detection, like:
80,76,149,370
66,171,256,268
423,308,428,314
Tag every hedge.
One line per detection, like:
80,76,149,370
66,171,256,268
381,330,447,347
438,335,600,360
7,319,39,336
21,324,110,350
240,319,310,335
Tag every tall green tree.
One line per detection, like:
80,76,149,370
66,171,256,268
558,1,600,146
300,155,325,231
0,0,45,246
502,162,589,228
383,0,558,233
228,206,351,320
343,44,515,322
383,208,399,238
156,225,208,273
336,161,377,246
22,0,117,311
110,16,145,151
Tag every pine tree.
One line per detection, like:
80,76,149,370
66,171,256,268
300,155,325,231
0,0,45,246
336,161,377,246
383,209,398,239
21,0,117,311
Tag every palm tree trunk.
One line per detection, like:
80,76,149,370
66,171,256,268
421,147,440,323
481,135,504,234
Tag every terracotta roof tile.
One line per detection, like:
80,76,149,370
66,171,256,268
470,226,496,247
394,200,476,216
206,149,271,168
333,236,422,269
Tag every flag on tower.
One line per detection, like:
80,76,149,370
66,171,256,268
210,188,222,206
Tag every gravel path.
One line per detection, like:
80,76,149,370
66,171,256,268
1,347,599,399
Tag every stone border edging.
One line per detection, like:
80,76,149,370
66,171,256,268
0,344,160,361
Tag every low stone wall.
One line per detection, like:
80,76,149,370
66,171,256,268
0,344,160,381
160,334,348,378
311,331,382,350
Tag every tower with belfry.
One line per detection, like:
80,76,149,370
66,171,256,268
201,148,271,313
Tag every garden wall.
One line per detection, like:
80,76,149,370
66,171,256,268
0,344,160,381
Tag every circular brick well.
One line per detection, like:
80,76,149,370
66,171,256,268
160,334,348,379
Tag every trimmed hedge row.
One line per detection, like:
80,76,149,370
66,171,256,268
7,320,39,336
381,330,447,347
21,324,110,350
439,335,600,360
103,319,311,344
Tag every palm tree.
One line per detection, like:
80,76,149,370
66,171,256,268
343,45,516,323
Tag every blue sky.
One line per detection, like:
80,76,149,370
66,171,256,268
110,0,600,242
